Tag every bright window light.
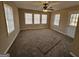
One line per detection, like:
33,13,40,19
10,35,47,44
4,4,15,34
41,14,47,24
54,14,60,26
34,14,40,24
25,13,32,24
69,14,79,26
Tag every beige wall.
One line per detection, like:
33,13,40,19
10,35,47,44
50,5,79,36
70,18,79,56
18,8,51,30
50,5,79,56
50,10,68,33
0,1,20,54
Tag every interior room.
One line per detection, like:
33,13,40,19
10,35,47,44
0,1,79,57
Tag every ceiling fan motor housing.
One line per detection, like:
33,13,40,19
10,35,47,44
43,3,48,9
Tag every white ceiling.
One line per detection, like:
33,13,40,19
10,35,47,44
13,1,79,11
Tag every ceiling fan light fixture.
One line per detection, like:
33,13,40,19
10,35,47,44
43,9,48,12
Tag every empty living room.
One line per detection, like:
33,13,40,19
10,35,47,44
0,0,79,58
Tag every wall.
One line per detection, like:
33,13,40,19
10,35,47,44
18,8,51,30
70,18,79,56
50,10,68,34
50,5,79,56
50,5,79,38
66,26,76,38
0,1,20,54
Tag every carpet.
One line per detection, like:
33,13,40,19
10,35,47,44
8,29,72,57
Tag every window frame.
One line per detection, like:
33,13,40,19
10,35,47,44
69,13,79,27
54,14,60,26
24,13,33,24
4,3,15,34
34,14,40,24
41,14,48,24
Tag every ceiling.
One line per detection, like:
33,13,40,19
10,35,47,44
13,1,79,11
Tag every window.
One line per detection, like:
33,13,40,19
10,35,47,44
25,13,32,24
34,14,40,24
4,4,14,34
54,14,60,26
69,14,79,26
41,14,47,24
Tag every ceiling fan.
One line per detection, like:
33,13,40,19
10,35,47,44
34,1,59,12
43,2,54,12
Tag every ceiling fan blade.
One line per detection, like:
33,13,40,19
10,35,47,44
47,10,53,12
48,8,54,10
47,2,60,9
36,5,43,10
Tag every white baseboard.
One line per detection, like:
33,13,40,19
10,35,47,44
70,52,77,57
4,31,19,54
50,28,73,39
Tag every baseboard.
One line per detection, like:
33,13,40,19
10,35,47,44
4,31,20,54
50,28,73,39
70,52,77,57
20,28,48,31
0,53,10,57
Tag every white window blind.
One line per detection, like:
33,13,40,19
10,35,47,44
41,14,47,24
34,14,40,24
25,13,32,24
54,14,60,26
69,14,79,26
4,4,15,34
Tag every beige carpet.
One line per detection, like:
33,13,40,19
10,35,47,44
8,29,72,57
